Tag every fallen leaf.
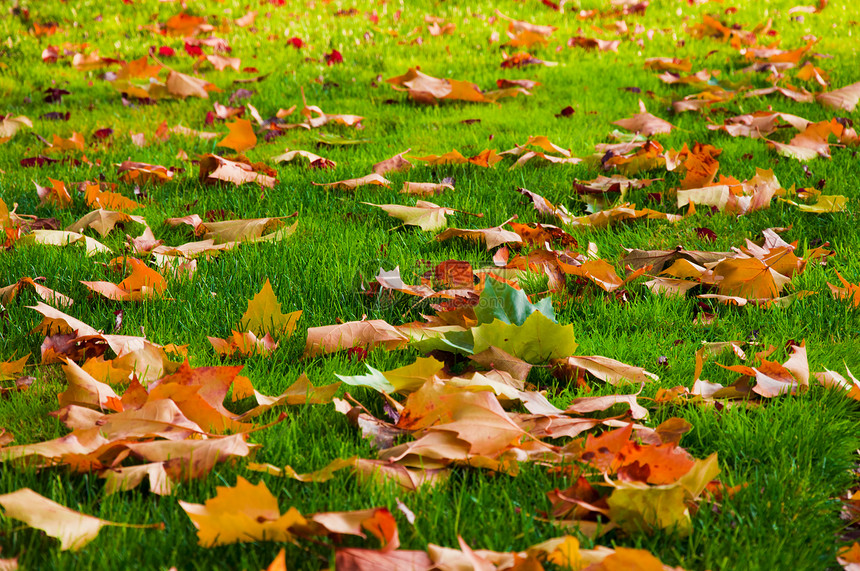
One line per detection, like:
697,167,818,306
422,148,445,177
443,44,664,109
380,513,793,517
179,477,306,546
373,149,412,175
313,173,391,191
34,178,72,208
304,320,409,358
217,118,257,152
411,149,502,167
436,219,521,250
81,257,167,302
18,230,111,257
0,488,160,551
240,279,302,338
199,154,277,188
364,200,456,231
1,277,73,308
816,80,860,111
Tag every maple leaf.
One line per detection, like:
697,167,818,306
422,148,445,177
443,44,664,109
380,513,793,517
235,374,340,420
436,217,521,250
66,209,146,238
0,354,29,381
496,10,557,36
780,194,848,213
18,230,111,257
401,181,455,195
411,149,502,167
0,114,33,143
304,320,409,358
0,488,160,551
373,149,412,175
387,68,490,104
239,279,302,338
199,154,277,188
117,161,175,184
84,183,141,211
313,173,391,191
58,359,123,412
1,277,72,308
208,330,279,358
828,271,860,306
48,132,86,152
702,255,792,300
81,257,167,302
606,453,720,535
179,477,307,546
472,311,577,363
115,56,162,80
644,57,692,72
272,149,336,169
203,54,241,72
165,70,220,99
364,200,459,231
613,102,676,137
195,217,296,244
336,357,444,394
817,80,860,111
299,94,364,129
707,111,810,139
554,356,659,386
217,118,257,152
500,51,558,68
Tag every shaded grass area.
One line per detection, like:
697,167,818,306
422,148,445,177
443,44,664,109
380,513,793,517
1,0,860,568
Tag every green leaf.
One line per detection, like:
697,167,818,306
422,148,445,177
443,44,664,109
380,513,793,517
472,311,576,363
411,329,475,356
335,357,444,394
475,278,555,326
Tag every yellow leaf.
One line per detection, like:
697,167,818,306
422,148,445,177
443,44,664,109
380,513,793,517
606,482,692,535
240,279,302,338
594,547,668,571
546,536,582,569
178,477,306,547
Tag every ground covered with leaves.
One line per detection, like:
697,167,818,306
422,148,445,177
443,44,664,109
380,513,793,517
1,0,860,569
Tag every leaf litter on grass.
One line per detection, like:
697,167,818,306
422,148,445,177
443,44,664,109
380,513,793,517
1,0,860,569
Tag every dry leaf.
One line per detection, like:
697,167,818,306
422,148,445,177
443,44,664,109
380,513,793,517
313,173,391,191
217,118,257,152
0,488,160,551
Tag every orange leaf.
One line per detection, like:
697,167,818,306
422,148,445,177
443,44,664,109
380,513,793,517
217,118,257,152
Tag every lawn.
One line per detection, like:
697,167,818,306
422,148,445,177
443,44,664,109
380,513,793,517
1,0,860,569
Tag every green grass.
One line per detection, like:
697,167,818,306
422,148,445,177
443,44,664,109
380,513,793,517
2,0,860,568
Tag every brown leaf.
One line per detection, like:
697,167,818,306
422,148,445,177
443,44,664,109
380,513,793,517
313,173,391,191
401,181,455,195
66,209,146,238
817,80,860,111
305,320,409,358
34,178,72,208
1,277,72,308
271,149,335,169
166,71,219,99
411,149,502,167
387,68,489,104
436,220,521,250
116,161,175,184
373,149,412,175
556,356,659,386
0,488,160,551
199,154,276,188
613,109,675,137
